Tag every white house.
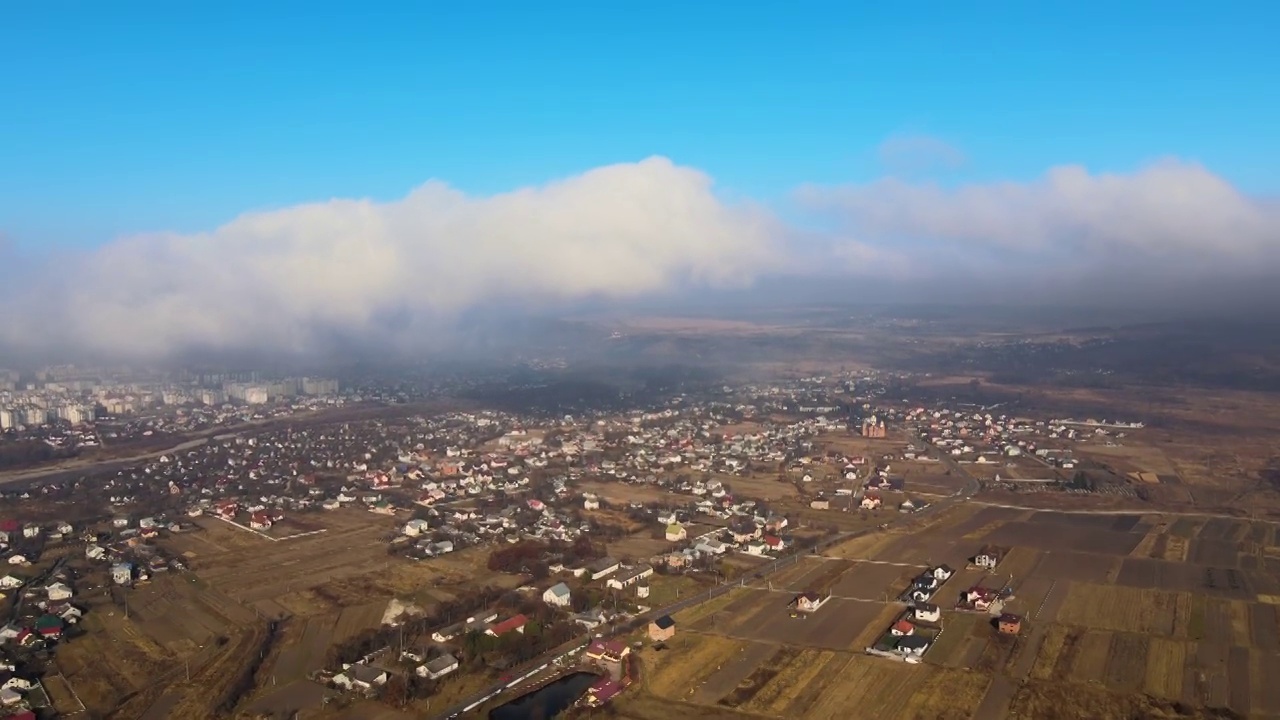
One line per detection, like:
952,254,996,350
46,582,73,602
543,582,572,607
112,563,134,585
665,524,687,542
419,653,459,680
0,576,22,590
403,518,430,537
913,603,941,623
607,565,653,590
334,664,388,692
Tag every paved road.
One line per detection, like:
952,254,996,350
436,432,981,719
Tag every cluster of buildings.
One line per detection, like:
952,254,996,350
0,364,344,441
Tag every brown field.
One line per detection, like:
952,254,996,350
608,532,676,561
1056,584,1190,636
693,640,781,705
643,574,708,608
55,599,196,715
689,588,893,651
824,529,900,560
164,509,516,616
1030,550,1118,583
895,668,991,720
802,656,931,719
42,674,84,715
718,472,801,501
579,480,686,506
832,562,916,600
646,633,748,701
735,647,842,715
1144,636,1187,699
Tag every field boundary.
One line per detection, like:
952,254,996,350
211,515,329,542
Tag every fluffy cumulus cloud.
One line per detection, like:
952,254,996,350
0,157,781,358
799,159,1280,287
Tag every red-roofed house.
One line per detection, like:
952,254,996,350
249,511,273,530
583,676,623,707
485,614,528,637
585,639,630,665
890,619,915,636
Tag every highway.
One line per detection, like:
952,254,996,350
435,429,980,718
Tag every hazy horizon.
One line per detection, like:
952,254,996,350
3,4,1278,362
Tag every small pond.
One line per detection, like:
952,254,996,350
488,671,599,720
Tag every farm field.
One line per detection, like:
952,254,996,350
162,508,516,617
652,502,1280,719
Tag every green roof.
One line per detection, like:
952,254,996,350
35,615,63,628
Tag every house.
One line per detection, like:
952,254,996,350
745,541,768,556
762,535,786,551
585,639,630,665
431,622,463,643
890,619,915,636
0,576,22,590
111,563,133,585
543,582,572,607
0,688,21,707
998,613,1022,635
334,664,388,691
46,582,73,602
608,565,654,590
582,676,624,707
35,614,63,638
420,653,459,679
790,592,826,612
860,494,882,510
665,524,687,542
1,678,33,692
649,614,676,642
249,511,273,530
486,614,528,637
913,603,941,624
7,556,27,566
974,546,1004,569
931,565,954,582
403,518,430,537
0,520,19,543
896,635,931,657
809,498,830,510
694,539,726,555
587,557,620,580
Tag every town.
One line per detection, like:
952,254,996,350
0,362,1164,720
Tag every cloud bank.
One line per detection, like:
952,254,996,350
3,154,1278,361
0,157,781,359
800,159,1280,293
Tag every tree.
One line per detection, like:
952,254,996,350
383,673,410,708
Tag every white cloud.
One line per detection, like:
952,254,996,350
0,157,781,358
799,160,1280,280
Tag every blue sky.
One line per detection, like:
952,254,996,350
2,1,1277,248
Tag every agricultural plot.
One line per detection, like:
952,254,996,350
1055,584,1190,636
1029,550,1117,583
981,520,1143,556
694,589,894,651
832,562,915,601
